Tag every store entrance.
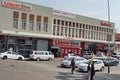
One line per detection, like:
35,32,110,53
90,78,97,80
51,47,61,58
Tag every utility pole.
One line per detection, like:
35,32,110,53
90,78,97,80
107,0,110,74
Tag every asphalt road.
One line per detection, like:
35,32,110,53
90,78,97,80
0,58,120,80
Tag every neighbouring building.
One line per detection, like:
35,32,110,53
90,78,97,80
0,0,115,58
114,33,120,53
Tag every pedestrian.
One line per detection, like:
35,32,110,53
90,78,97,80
87,63,90,80
71,58,75,74
90,61,95,80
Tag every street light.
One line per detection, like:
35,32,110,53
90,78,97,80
107,0,110,74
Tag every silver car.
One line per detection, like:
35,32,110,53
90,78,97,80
61,56,87,68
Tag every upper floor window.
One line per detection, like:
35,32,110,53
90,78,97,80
13,19,18,28
29,21,34,30
29,14,34,30
22,20,26,29
44,17,48,32
37,23,41,31
43,23,48,32
13,11,19,28
37,15,41,31
22,13,27,30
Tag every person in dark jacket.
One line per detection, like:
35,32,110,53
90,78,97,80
71,58,75,74
90,61,95,80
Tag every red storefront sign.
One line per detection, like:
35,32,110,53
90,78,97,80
51,39,82,57
2,0,32,11
101,21,111,27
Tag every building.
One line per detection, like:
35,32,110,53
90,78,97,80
0,0,115,58
114,33,120,53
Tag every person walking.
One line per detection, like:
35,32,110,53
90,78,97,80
71,58,75,74
90,61,95,80
87,63,90,80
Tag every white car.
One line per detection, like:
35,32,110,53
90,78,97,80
78,59,105,72
0,51,24,60
61,56,87,68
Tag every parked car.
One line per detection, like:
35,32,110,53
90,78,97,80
102,57,119,66
112,53,120,59
30,51,54,61
78,59,105,72
0,51,24,60
61,56,87,68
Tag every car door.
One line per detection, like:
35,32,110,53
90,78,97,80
94,61,101,70
6,51,13,59
9,52,18,59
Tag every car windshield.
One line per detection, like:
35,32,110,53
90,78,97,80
83,60,90,64
66,58,74,61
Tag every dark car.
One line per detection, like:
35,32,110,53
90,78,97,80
102,57,119,66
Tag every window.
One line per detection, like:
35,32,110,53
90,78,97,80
37,23,41,31
53,25,56,35
44,17,48,32
21,13,27,29
57,26,60,35
61,27,64,35
29,14,34,30
13,11,19,28
13,19,18,28
22,20,26,29
37,15,41,31
29,21,34,30
43,23,48,32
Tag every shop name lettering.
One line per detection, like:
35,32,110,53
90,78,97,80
101,21,111,27
2,0,32,11
55,40,79,46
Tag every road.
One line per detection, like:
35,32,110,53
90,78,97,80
0,58,120,80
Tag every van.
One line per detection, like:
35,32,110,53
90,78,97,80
30,51,54,61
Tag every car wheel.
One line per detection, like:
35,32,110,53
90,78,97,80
36,58,40,61
18,57,23,61
2,56,7,60
48,58,52,61
100,67,104,71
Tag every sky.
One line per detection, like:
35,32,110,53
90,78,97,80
19,0,120,33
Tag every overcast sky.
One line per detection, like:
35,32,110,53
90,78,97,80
19,0,120,33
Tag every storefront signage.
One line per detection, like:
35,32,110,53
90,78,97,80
2,0,32,11
101,21,111,27
53,39,80,47
53,9,76,19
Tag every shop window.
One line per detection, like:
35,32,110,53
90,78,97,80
22,20,26,29
13,19,18,28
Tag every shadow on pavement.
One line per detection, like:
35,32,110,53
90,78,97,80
55,72,83,80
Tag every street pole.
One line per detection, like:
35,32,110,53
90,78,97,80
107,0,110,74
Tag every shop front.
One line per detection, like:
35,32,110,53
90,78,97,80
51,39,82,58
